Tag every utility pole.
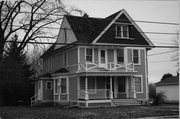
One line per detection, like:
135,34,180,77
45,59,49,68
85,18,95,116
178,0,180,119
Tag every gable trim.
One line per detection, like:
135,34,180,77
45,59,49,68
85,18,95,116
92,10,124,43
92,9,154,47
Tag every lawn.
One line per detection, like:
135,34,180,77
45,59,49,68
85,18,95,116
0,105,178,119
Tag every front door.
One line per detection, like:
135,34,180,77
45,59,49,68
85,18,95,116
99,49,107,68
117,77,126,99
59,77,69,101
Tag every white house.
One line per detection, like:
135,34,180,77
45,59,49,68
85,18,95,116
156,75,179,103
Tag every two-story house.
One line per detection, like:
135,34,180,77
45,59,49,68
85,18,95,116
31,9,154,107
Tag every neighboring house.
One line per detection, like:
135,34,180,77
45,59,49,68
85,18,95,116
31,9,154,107
156,75,179,103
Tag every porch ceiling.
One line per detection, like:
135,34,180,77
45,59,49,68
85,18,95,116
77,71,137,76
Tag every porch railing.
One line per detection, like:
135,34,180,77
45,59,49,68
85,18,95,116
31,92,41,106
79,89,110,100
79,61,134,72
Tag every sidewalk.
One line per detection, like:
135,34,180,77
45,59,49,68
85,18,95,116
134,115,179,119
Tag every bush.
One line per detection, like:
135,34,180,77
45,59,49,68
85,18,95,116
153,92,166,105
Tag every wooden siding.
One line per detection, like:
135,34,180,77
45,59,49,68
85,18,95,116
134,49,146,99
80,47,85,63
51,53,63,72
67,48,78,66
69,77,78,100
107,49,114,62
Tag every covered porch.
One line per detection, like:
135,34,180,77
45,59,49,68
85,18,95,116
77,73,138,101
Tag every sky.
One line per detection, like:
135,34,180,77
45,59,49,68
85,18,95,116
62,0,179,83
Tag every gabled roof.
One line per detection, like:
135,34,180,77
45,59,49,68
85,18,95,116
66,15,111,43
156,76,179,86
42,9,154,58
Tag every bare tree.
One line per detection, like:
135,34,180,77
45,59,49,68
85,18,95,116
0,0,82,106
0,0,82,61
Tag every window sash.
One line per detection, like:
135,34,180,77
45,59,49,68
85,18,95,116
61,78,67,94
116,25,129,38
46,81,52,90
135,77,142,92
86,48,93,62
133,49,139,64
117,49,124,63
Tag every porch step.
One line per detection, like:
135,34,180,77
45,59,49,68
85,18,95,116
112,99,141,106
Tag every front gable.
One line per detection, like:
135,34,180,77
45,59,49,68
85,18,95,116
93,9,154,46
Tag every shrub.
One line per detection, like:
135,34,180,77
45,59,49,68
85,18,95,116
153,92,166,105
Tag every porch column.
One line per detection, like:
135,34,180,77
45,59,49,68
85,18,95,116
132,76,136,99
85,76,89,100
109,76,113,99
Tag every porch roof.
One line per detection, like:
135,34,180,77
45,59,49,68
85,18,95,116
76,71,137,76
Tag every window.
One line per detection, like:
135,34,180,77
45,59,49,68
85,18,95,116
100,50,105,63
133,49,140,64
134,76,142,93
63,52,67,66
117,49,124,63
46,81,52,90
116,25,129,38
54,79,58,94
86,48,93,63
61,78,67,94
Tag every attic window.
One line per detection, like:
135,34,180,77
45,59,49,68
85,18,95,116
116,25,129,38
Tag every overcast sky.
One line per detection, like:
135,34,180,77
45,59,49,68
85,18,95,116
63,0,179,83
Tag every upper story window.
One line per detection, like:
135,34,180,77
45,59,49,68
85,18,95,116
133,49,140,64
117,49,124,63
116,25,129,38
86,48,93,63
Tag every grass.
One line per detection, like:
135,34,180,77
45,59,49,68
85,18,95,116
0,104,178,119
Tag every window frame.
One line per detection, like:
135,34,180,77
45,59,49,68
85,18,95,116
116,48,124,64
134,75,143,93
132,49,141,65
85,48,94,63
46,81,52,90
115,24,129,38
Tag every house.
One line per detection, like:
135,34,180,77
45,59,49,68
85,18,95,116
31,9,154,107
156,75,179,103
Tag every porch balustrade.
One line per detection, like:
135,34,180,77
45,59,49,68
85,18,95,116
78,89,110,100
79,61,134,72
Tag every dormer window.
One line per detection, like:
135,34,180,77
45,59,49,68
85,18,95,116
116,25,129,38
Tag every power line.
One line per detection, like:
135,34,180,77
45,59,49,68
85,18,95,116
149,59,176,63
19,11,179,26
148,50,178,56
10,25,179,35
4,40,179,48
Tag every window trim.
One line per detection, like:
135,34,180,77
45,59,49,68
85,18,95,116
46,81,52,90
116,48,125,64
115,24,129,38
134,75,143,93
132,49,141,65
85,48,94,63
